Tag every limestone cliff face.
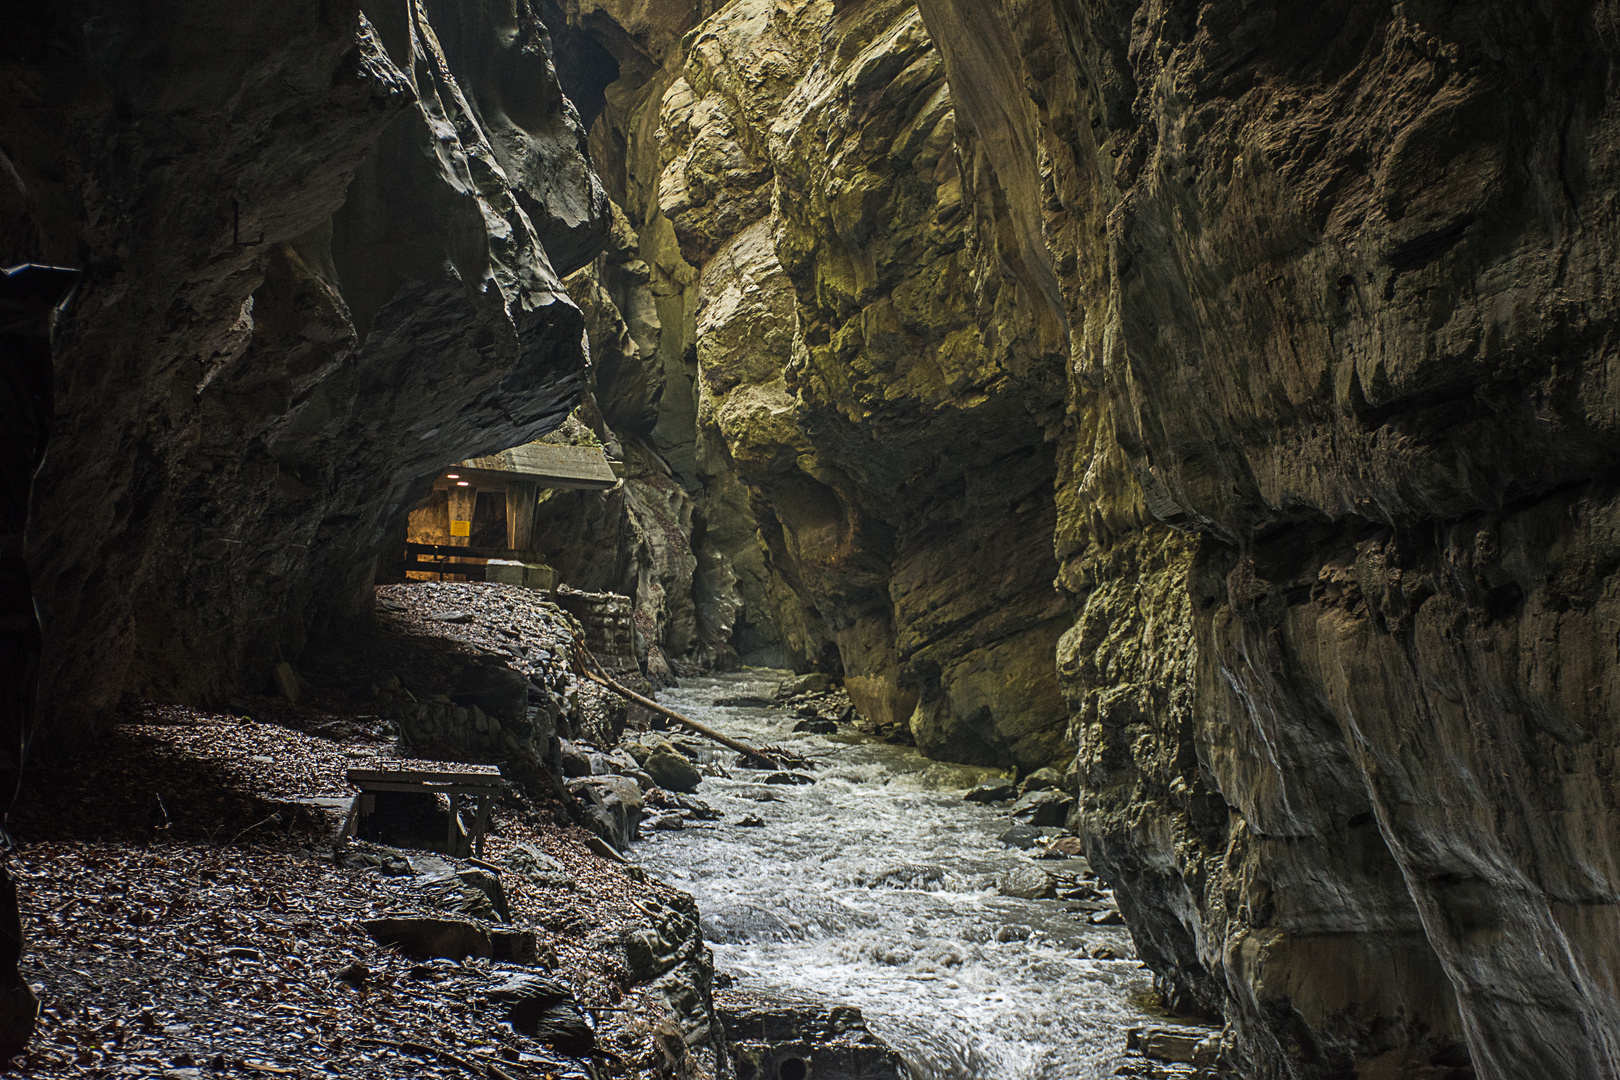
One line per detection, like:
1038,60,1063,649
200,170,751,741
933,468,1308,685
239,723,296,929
557,0,1076,768
913,0,1620,1077
2,0,603,744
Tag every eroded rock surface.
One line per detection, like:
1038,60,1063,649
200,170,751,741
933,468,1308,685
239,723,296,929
911,0,1620,1076
552,0,1075,771
3,0,602,746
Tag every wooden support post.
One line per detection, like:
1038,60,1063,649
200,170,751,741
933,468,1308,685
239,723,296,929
505,480,538,552
448,792,462,854
447,484,475,547
472,795,492,860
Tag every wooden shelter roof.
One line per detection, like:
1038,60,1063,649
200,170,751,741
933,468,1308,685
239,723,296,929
436,442,618,492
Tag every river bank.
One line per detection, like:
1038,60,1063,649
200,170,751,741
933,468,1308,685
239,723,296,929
11,582,1217,1079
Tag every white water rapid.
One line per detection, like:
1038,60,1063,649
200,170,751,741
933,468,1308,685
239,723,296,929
633,672,1155,1080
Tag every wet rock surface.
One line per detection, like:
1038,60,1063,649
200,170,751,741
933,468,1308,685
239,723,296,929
718,991,907,1080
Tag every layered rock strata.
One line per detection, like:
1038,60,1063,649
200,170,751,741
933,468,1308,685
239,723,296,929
546,0,1076,770
1,0,603,747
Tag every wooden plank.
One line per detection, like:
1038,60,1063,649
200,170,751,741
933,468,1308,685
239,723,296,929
346,767,502,784
343,780,505,795
405,542,547,563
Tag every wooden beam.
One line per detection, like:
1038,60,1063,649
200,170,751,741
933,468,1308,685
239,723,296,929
447,483,475,546
506,480,538,551
405,541,549,563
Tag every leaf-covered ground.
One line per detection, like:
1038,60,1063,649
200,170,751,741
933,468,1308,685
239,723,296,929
6,584,701,1079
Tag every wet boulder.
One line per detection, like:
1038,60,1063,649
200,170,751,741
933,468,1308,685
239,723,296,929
996,865,1058,900
1010,789,1073,827
964,780,1015,803
559,741,594,777
644,746,703,793
1016,767,1064,796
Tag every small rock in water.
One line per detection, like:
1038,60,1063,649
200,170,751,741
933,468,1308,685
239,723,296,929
995,925,1032,942
996,865,1058,900
998,824,1044,849
1010,788,1073,826
714,694,775,707
964,780,1015,803
1089,909,1125,926
793,718,838,734
1125,1025,1211,1065
1036,835,1087,859
737,814,765,827
763,771,815,785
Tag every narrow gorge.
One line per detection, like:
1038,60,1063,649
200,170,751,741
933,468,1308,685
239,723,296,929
4,1,1620,1078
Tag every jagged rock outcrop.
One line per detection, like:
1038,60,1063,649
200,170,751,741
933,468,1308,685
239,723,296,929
552,0,1076,768
1,0,605,745
914,0,1620,1077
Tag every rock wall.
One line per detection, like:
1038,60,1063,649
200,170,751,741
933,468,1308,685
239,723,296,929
1,0,605,746
549,0,1076,769
910,0,1620,1077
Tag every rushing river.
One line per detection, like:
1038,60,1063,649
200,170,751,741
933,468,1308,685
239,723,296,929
633,672,1153,1080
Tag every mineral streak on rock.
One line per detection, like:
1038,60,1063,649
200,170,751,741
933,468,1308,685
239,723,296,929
3,0,604,745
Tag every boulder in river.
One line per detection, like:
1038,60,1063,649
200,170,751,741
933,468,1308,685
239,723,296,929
1010,788,1073,827
764,771,815,785
998,824,1044,849
996,865,1058,900
645,746,703,793
1016,767,1064,795
964,780,1015,803
715,694,776,707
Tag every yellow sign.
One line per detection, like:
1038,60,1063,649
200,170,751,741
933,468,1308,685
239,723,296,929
449,520,471,537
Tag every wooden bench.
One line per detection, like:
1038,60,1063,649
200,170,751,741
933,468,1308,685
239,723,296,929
341,767,506,859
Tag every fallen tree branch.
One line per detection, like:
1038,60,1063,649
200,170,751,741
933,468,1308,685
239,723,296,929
570,643,783,770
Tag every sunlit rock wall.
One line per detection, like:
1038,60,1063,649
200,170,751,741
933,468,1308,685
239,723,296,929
1,0,604,744
553,0,1076,767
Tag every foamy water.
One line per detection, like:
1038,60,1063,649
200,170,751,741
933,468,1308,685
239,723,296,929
633,673,1151,1079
